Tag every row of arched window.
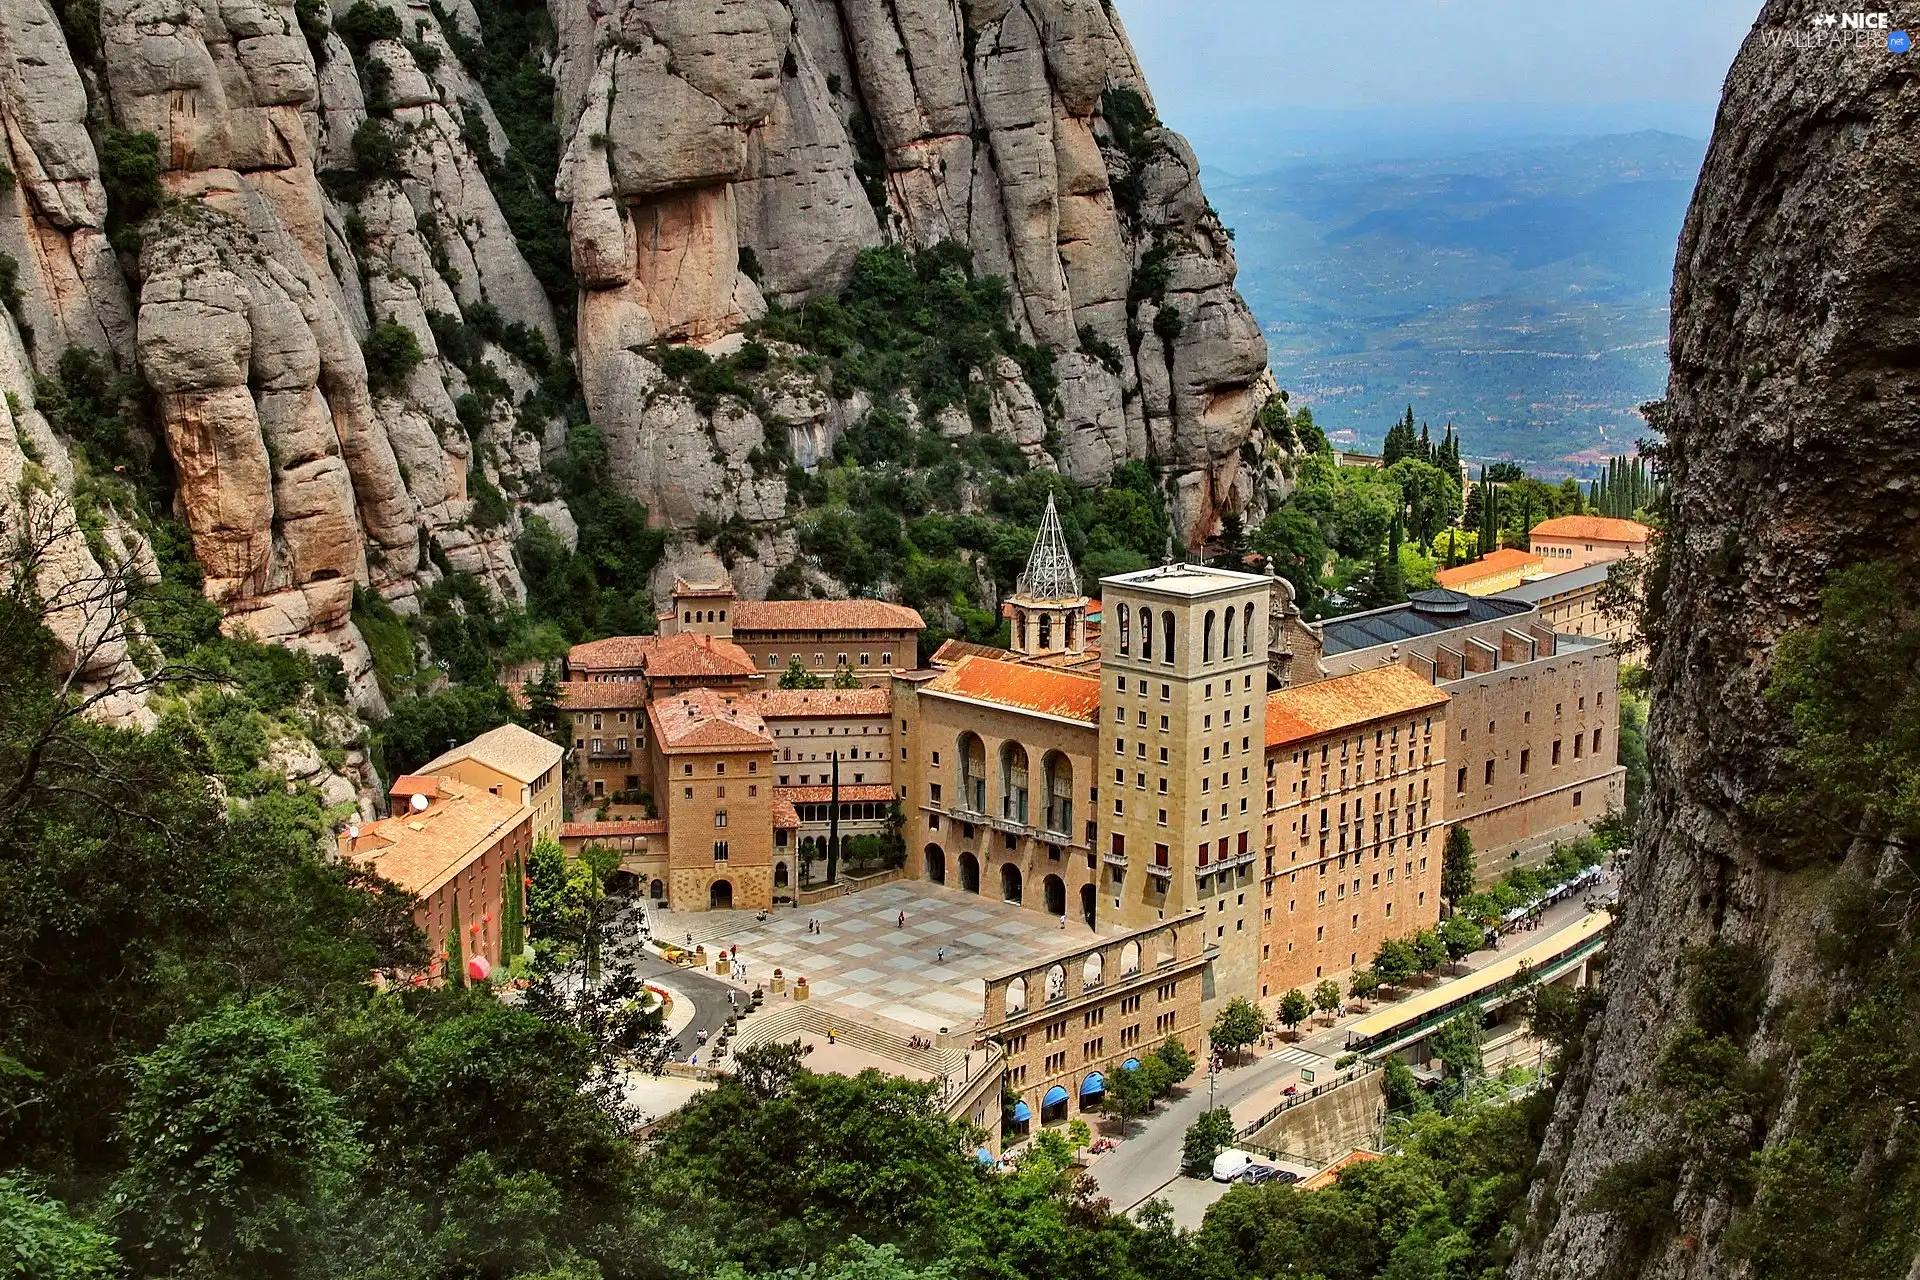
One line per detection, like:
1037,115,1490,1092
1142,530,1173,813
1113,600,1260,664
955,733,1073,833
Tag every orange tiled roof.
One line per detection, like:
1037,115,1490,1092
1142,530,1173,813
922,655,1101,724
568,635,658,671
388,774,442,800
747,687,893,717
774,784,898,804
644,632,757,681
551,680,652,710
647,687,773,753
931,638,1013,666
772,798,801,829
1265,666,1450,748
730,598,924,633
561,818,666,839
1529,515,1651,544
342,777,529,898
1434,548,1543,589
672,576,736,598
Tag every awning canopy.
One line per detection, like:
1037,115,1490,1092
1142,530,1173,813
975,1146,994,1164
1042,1085,1069,1106
1080,1072,1105,1094
1121,1057,1141,1071
1010,1101,1032,1122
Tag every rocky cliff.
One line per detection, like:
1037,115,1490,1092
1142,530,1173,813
1514,4,1920,1276
0,0,1272,709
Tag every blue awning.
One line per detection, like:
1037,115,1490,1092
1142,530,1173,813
1010,1101,1032,1122
975,1146,994,1164
1043,1084,1070,1106
1081,1072,1106,1094
1121,1057,1141,1071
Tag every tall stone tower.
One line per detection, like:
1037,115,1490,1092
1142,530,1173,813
1097,561,1274,1010
1006,494,1090,658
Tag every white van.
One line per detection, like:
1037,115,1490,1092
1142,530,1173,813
1211,1148,1256,1182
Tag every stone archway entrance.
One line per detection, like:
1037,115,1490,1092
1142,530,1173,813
1080,883,1096,929
649,878,665,900
924,844,946,884
1043,874,1066,917
959,852,980,893
1001,863,1023,904
709,880,733,910
774,861,789,889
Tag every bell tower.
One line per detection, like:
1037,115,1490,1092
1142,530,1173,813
1006,494,1089,658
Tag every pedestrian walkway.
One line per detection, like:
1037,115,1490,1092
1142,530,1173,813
1269,1045,1325,1069
651,881,1105,1033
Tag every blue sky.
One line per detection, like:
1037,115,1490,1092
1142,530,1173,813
1117,0,1759,154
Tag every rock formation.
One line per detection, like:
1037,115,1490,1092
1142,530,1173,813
0,0,1273,709
1514,4,1920,1276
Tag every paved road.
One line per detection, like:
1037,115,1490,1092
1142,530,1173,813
602,903,743,1059
1085,875,1617,1214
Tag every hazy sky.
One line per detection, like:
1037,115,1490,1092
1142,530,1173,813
1118,0,1759,136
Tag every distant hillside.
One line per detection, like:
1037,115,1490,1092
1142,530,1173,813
1210,131,1708,474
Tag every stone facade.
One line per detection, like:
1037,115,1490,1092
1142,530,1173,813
662,576,922,685
1258,669,1451,996
980,913,1209,1130
647,689,777,911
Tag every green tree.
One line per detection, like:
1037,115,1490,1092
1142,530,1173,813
1154,1035,1197,1087
1374,937,1419,986
1209,996,1266,1061
111,1002,359,1276
832,665,863,689
781,655,827,689
1250,505,1328,611
1106,1059,1157,1134
1441,914,1483,969
1441,824,1477,905
1348,966,1382,1006
1382,1057,1428,1116
1181,1108,1237,1177
373,682,519,778
1412,928,1450,976
1382,405,1419,465
1430,1004,1485,1095
1278,988,1311,1038
1312,979,1343,1023
0,1178,121,1279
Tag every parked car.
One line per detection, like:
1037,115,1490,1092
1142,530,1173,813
1238,1164,1286,1185
1211,1149,1257,1182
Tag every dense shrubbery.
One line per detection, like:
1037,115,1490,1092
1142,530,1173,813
360,318,423,396
1454,837,1606,927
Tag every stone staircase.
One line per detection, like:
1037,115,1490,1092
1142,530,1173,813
731,1004,960,1078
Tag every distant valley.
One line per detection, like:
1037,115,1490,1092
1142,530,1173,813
1207,130,1708,475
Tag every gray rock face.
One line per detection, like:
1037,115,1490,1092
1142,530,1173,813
554,0,1272,547
1514,8,1920,1278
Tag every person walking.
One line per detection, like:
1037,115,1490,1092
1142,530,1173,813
897,911,906,929
936,946,946,965
827,1026,837,1044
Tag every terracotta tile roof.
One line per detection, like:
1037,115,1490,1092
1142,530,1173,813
550,680,652,710
730,598,924,633
561,818,666,839
643,632,757,681
1434,548,1544,589
773,784,899,804
672,576,736,597
647,687,774,753
772,798,801,829
746,687,893,718
388,774,442,800
569,635,658,671
922,655,1101,724
419,723,563,785
931,638,1013,666
343,777,529,898
1528,515,1651,544
1265,666,1450,747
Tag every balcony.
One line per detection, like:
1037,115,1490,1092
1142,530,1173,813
1102,849,1129,869
1145,861,1173,881
587,748,632,763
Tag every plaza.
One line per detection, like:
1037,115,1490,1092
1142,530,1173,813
650,880,1105,1034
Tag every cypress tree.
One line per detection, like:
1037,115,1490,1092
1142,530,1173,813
503,855,524,960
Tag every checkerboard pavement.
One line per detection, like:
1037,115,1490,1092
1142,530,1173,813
649,881,1106,1033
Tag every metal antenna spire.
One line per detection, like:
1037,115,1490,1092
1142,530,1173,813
1017,493,1081,599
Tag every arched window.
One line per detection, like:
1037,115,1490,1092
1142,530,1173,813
1244,601,1257,655
1222,606,1235,659
1039,613,1053,650
1000,742,1030,825
1140,608,1154,661
959,733,987,813
1117,603,1131,654
1162,611,1175,664
1203,610,1216,663
1043,752,1073,835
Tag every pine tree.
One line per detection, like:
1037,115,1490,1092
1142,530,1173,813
1383,406,1418,465
1417,421,1432,464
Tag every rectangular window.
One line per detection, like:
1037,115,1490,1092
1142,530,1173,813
1456,767,1467,794
1520,748,1530,775
715,810,728,827
712,841,729,861
1552,739,1562,766
1484,760,1495,786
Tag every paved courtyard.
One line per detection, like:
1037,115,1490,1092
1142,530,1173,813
650,881,1104,1033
